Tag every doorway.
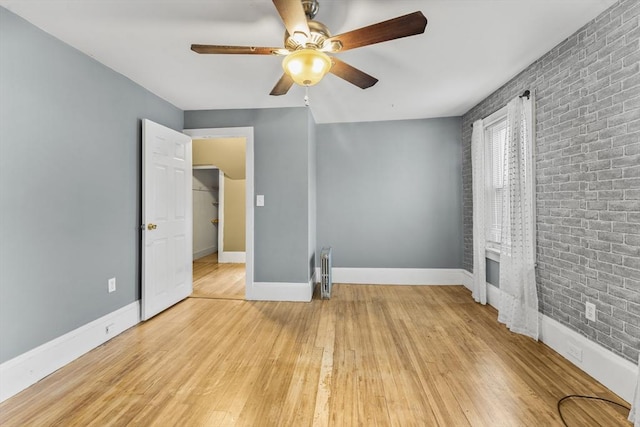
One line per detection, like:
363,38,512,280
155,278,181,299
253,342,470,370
191,164,244,300
183,127,255,300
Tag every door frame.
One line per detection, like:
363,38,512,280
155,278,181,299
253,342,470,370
183,127,254,299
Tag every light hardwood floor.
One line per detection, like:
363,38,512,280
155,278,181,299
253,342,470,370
193,253,245,300
0,285,631,426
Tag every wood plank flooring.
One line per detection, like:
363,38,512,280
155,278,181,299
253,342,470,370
0,285,631,426
192,253,245,300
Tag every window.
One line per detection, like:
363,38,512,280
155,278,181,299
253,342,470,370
483,107,507,252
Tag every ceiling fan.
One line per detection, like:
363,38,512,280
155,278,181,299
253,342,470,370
191,0,427,96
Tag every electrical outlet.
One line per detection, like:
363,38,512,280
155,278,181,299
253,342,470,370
105,323,115,335
108,277,116,293
567,343,583,362
585,301,596,322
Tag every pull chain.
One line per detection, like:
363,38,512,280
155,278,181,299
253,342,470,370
304,86,310,107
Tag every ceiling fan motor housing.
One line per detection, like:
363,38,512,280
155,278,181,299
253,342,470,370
190,0,427,96
284,19,331,50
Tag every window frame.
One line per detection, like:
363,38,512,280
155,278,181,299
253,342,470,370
482,105,508,261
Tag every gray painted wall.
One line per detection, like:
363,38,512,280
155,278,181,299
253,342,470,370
462,0,639,363
316,117,463,268
184,108,312,284
0,8,183,363
308,113,318,280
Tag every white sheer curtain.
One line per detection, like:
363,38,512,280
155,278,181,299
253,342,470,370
631,355,639,426
497,95,538,340
471,120,487,305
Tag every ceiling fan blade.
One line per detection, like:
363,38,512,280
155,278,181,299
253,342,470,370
272,0,310,39
270,73,295,96
325,11,427,52
330,57,378,89
191,44,285,55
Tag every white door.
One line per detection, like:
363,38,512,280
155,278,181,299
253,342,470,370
142,119,193,321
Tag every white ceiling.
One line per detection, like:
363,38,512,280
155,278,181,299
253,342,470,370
1,0,618,123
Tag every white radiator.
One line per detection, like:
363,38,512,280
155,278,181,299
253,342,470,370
320,247,332,299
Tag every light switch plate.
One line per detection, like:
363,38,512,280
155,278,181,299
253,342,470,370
256,195,264,207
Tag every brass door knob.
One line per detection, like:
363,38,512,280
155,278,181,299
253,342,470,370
147,223,157,230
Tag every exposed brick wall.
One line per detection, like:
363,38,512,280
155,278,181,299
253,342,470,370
462,0,640,363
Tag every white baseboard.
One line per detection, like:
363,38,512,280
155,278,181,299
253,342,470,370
3,278,635,409
248,281,313,302
193,246,217,260
349,268,637,402
540,314,637,403
218,251,245,263
315,267,467,285
461,269,473,290
481,282,637,403
486,282,502,307
310,269,317,287
0,301,140,403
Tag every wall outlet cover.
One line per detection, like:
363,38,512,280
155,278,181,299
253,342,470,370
567,342,583,362
585,301,596,322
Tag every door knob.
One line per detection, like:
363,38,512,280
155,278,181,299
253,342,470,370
147,223,157,230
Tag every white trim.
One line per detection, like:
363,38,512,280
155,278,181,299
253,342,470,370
0,301,140,402
482,282,637,403
485,247,501,262
483,105,508,128
3,278,634,407
192,165,219,170
486,281,502,307
218,251,246,263
249,282,314,302
310,270,317,289
462,270,503,304
184,127,254,300
310,275,317,299
540,314,637,403
314,268,468,285
448,272,636,402
461,269,473,291
193,246,216,260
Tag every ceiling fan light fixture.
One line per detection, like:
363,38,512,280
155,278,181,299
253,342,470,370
282,48,332,87
191,0,428,97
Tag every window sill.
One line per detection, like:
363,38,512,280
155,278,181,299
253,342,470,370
485,247,500,262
